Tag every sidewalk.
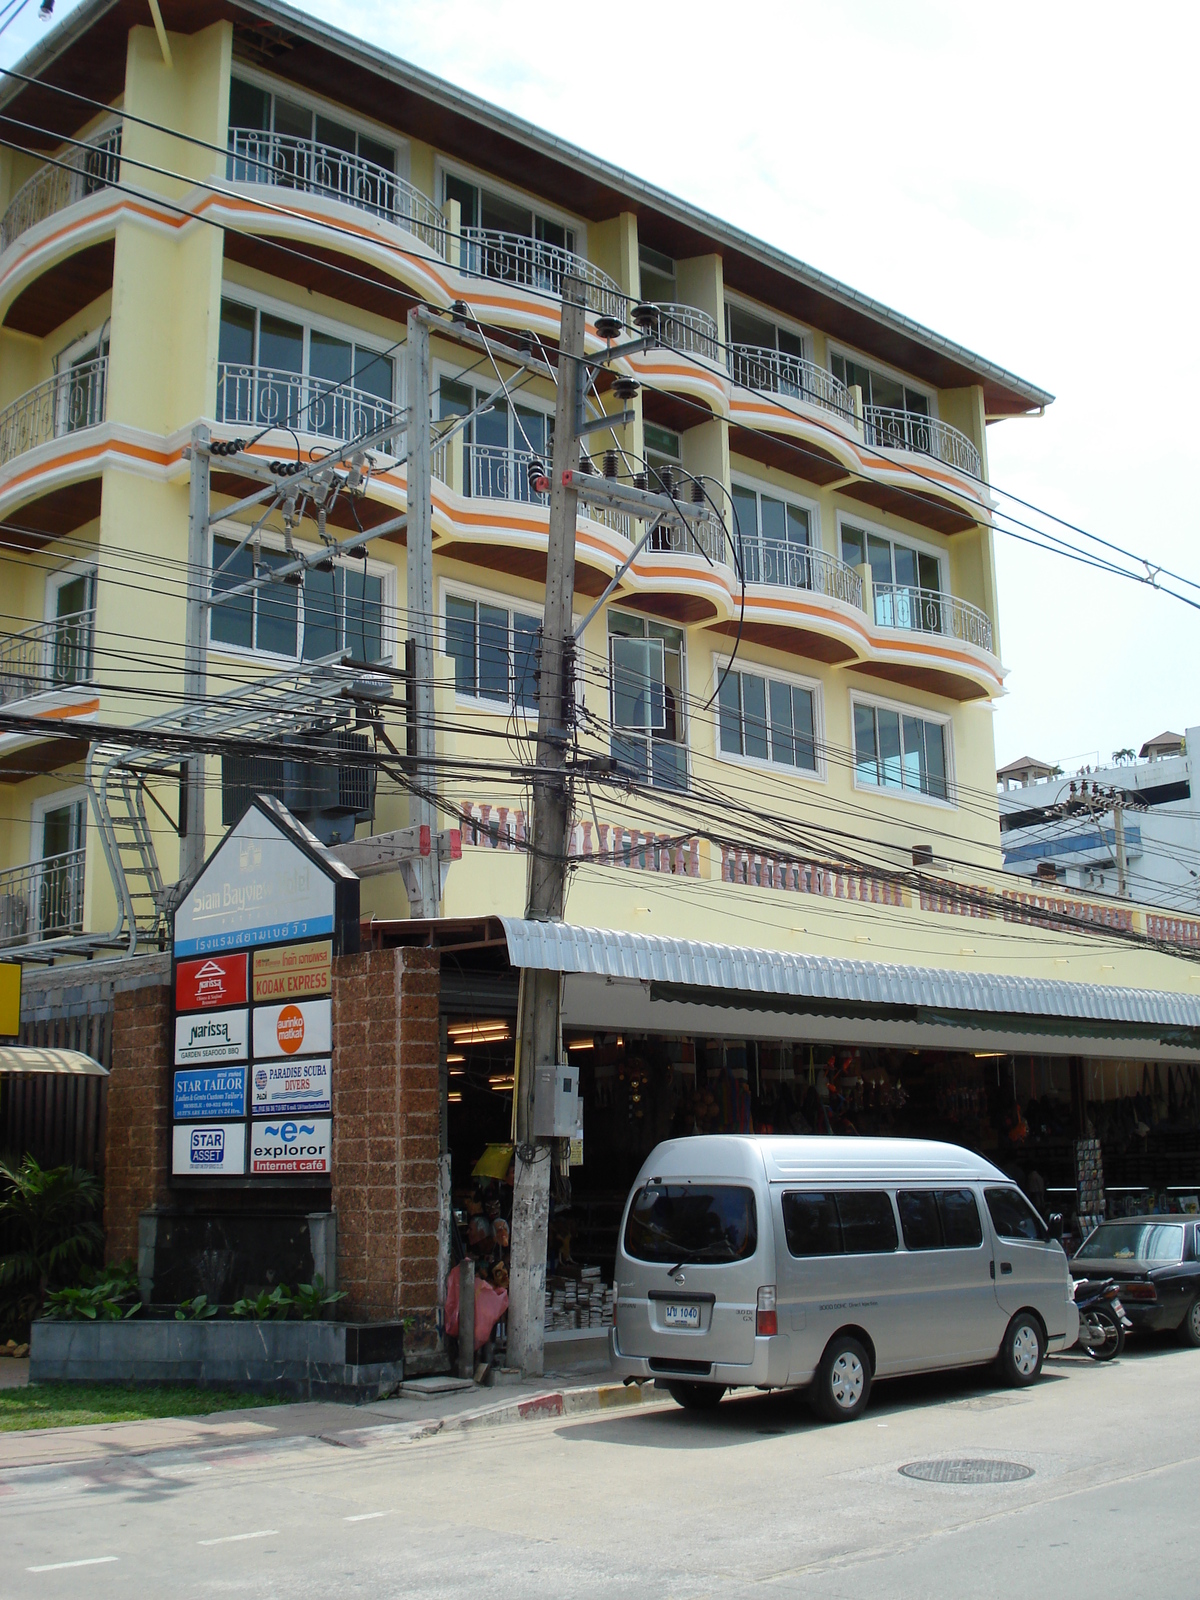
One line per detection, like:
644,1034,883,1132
0,1364,668,1472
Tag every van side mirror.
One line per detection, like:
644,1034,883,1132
1048,1212,1064,1242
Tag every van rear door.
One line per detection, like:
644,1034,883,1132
619,1179,761,1367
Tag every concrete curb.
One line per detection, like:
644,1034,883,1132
413,1379,665,1439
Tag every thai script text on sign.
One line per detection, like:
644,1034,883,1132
253,939,332,1001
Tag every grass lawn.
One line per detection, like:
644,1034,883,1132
0,1383,285,1432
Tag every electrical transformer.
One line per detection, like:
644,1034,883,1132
532,1062,582,1139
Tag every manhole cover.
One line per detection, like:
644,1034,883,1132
899,1459,1034,1485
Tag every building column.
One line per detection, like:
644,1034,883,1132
104,981,172,1264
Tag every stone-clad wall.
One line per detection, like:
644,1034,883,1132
104,982,173,1263
331,946,440,1348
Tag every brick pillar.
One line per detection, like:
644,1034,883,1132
331,946,440,1351
104,982,172,1264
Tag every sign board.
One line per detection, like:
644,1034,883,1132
252,998,330,1060
176,953,248,1013
174,1008,249,1066
172,1122,247,1176
0,962,20,1037
173,797,358,959
250,1117,332,1175
174,1066,247,1120
253,940,332,1002
252,1055,331,1115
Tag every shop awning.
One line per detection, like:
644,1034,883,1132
0,1047,108,1076
499,919,1200,1049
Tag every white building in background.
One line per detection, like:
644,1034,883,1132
997,728,1199,911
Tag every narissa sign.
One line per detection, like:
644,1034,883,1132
170,796,358,1184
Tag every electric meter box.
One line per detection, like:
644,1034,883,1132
533,1062,581,1139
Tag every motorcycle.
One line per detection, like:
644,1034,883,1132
1073,1277,1132,1361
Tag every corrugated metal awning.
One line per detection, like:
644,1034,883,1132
500,919,1200,1046
0,1047,108,1076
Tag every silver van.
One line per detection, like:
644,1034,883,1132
610,1135,1078,1421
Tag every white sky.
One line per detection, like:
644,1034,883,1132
6,0,1196,771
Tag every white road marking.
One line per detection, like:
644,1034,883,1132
28,1557,119,1573
197,1530,277,1545
345,1512,387,1522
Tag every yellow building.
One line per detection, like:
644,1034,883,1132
3,0,1200,1220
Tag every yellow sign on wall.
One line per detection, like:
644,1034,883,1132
0,963,20,1037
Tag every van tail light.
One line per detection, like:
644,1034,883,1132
756,1285,777,1337
1120,1281,1158,1303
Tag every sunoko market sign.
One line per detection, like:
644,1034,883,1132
173,795,359,958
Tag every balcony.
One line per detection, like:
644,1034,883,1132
735,538,864,608
226,128,447,255
0,848,86,948
0,609,96,708
216,362,404,449
646,516,729,566
863,405,981,479
872,582,993,654
1,127,122,253
640,304,720,361
727,345,852,421
0,356,108,471
459,229,624,319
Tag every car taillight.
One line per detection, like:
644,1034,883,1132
756,1285,777,1336
1120,1281,1158,1303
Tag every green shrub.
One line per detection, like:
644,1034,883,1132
292,1276,346,1320
0,1156,103,1313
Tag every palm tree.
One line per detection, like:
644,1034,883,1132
0,1155,103,1312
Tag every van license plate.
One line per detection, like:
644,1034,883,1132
663,1302,700,1329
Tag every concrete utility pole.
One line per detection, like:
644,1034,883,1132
507,280,588,1377
1113,800,1128,899
181,423,210,882
402,308,440,919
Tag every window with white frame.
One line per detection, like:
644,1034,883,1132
608,610,687,790
724,302,808,362
718,664,819,773
639,245,677,303
731,480,812,586
54,326,109,437
438,376,552,501
227,77,398,201
445,592,541,711
209,532,389,665
217,296,397,444
442,170,575,252
830,351,930,418
840,521,945,631
853,697,950,801
44,562,96,690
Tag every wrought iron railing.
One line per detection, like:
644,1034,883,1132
737,539,864,607
459,228,625,319
461,441,548,504
0,356,108,470
863,405,981,478
727,344,853,421
1,126,122,253
641,303,720,361
873,582,994,653
216,362,403,448
647,516,729,565
226,128,447,255
0,609,97,707
0,848,87,948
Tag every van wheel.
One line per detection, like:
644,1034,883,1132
666,1381,726,1411
813,1336,872,1423
997,1313,1044,1386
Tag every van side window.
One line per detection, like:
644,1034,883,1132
985,1187,1049,1243
897,1189,983,1250
781,1191,898,1257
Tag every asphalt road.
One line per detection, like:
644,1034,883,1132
3,1338,1198,1599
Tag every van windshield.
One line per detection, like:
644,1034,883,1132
624,1183,758,1265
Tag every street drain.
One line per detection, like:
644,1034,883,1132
899,1459,1034,1485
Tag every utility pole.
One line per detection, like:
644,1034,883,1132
1113,799,1127,898
181,423,210,883
402,308,440,919
507,279,588,1377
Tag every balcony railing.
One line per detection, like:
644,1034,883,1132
873,583,994,653
0,610,96,708
727,345,853,421
216,362,404,449
641,304,720,361
646,516,729,565
863,405,981,478
0,356,108,471
226,128,447,255
1,126,122,253
737,539,864,608
459,228,625,319
0,848,86,948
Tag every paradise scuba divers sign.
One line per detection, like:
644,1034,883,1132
172,796,360,959
252,1056,331,1115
